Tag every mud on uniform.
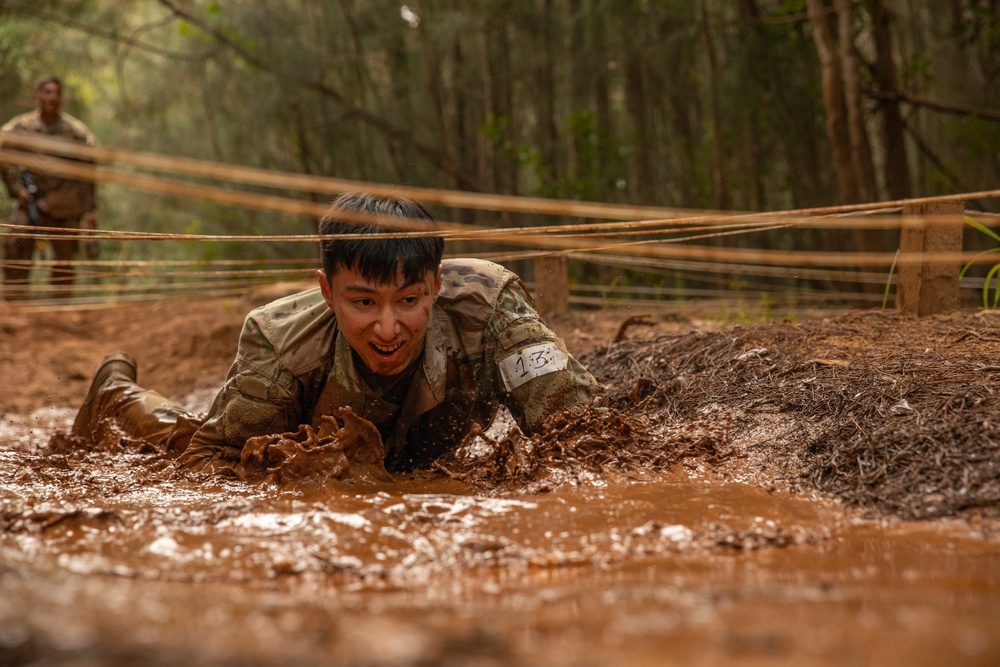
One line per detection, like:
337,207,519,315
77,259,602,473
1,110,97,296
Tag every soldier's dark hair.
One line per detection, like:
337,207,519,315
34,75,62,93
319,193,444,285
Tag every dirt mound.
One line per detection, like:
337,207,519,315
582,310,1000,520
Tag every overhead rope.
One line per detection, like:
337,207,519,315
2,131,999,307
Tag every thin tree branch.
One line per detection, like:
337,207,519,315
153,0,480,191
870,89,1000,122
900,117,985,210
0,2,211,61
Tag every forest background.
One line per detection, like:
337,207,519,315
0,0,999,309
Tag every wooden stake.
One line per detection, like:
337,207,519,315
896,201,963,316
533,255,569,318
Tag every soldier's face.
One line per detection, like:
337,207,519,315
34,82,61,116
318,264,442,376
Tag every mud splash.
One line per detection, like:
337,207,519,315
2,398,999,666
236,408,393,488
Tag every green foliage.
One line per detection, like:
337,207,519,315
525,109,627,202
180,219,214,263
960,216,1000,309
776,0,808,15
944,116,1000,162
900,54,933,90
479,113,517,163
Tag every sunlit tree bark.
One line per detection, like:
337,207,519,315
807,0,861,204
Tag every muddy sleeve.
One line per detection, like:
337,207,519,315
178,317,304,471
486,281,603,433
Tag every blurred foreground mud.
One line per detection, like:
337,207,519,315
1,300,999,666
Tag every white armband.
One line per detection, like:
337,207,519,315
498,342,568,391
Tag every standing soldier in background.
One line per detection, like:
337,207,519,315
1,75,97,300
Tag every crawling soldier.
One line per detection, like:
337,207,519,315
69,193,602,474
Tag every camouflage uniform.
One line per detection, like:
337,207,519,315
1,109,97,297
77,259,602,473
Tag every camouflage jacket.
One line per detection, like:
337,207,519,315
182,258,602,472
0,110,97,219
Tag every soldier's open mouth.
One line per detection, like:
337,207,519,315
371,341,404,356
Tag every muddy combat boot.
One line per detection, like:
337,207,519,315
70,352,138,441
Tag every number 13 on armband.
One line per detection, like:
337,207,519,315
499,342,569,391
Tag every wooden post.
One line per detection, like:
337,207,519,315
895,201,963,316
533,255,569,319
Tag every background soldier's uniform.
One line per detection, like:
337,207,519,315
1,109,97,298
72,259,602,473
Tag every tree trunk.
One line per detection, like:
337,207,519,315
416,11,454,188
807,0,860,204
451,35,476,201
590,5,614,181
834,0,888,269
625,56,654,204
870,0,913,200
336,0,375,180
738,0,824,208
485,12,515,199
701,1,730,211
834,0,878,203
808,0,881,293
538,0,561,188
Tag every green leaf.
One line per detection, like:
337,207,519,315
960,247,1000,280
984,264,1000,310
882,249,899,310
965,215,1000,244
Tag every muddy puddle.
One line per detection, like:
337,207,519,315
1,405,998,667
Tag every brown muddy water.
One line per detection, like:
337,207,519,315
2,405,999,667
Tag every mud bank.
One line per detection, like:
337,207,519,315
583,309,1000,520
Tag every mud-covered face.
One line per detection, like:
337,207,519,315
34,82,61,118
318,264,442,376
